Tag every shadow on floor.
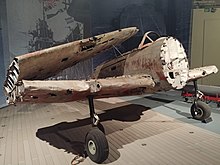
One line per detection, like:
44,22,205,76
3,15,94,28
144,96,174,104
36,103,174,164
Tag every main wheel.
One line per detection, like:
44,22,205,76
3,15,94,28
85,128,109,163
191,100,211,121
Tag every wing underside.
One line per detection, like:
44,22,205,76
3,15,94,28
7,74,155,104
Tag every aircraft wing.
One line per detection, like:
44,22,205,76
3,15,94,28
5,27,138,81
7,74,155,104
4,27,138,97
187,65,218,82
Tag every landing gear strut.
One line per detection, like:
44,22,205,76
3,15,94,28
190,81,211,121
85,96,109,163
88,96,100,126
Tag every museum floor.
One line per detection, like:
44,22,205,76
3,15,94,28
0,91,220,165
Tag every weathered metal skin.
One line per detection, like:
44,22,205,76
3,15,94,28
12,27,138,81
187,66,218,82
11,74,155,103
4,27,138,102
94,37,189,92
94,36,218,93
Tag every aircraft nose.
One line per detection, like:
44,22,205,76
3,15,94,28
160,37,189,89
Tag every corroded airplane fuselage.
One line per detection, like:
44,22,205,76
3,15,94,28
94,36,217,93
94,37,189,92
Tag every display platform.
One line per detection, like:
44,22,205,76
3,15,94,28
0,91,220,165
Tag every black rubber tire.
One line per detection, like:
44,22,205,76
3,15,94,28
191,100,211,121
85,128,109,163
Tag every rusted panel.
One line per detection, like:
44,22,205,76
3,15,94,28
9,74,155,104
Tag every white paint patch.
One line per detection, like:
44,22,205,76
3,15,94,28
160,37,189,89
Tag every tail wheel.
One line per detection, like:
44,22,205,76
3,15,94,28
85,128,109,163
191,100,211,121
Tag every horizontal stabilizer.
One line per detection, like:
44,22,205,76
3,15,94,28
6,74,155,104
187,65,218,82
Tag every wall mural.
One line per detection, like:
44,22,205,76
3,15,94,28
6,0,92,80
28,0,83,52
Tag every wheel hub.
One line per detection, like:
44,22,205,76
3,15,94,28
195,107,203,118
88,140,96,155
